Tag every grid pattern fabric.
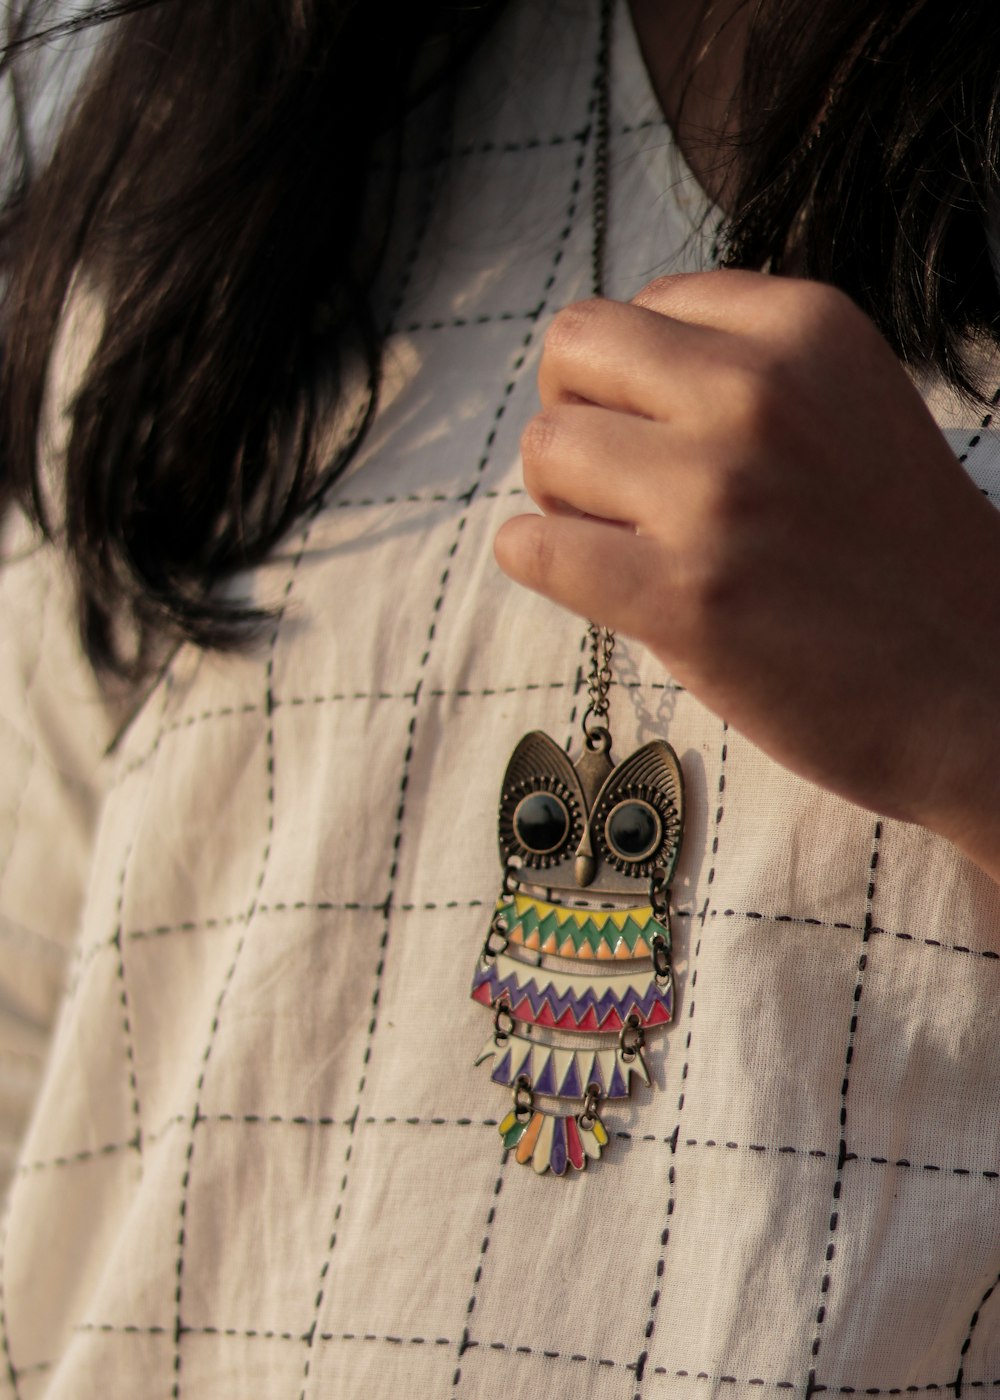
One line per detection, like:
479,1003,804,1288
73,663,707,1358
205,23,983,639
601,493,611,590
2,2,1000,1397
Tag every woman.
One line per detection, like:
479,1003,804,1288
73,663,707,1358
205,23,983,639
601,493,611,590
2,0,1000,1394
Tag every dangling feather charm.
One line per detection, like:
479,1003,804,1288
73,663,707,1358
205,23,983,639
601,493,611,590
471,729,683,1174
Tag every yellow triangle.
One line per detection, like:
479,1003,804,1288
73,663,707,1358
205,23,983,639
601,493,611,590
572,909,589,927
610,910,629,931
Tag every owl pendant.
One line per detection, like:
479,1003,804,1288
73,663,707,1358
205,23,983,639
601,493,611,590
471,729,683,1175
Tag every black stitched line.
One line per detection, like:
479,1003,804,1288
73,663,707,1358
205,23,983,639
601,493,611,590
400,306,542,333
77,1323,170,1335
450,1156,507,1393
170,516,318,1400
633,719,729,1400
98,670,691,783
806,820,882,1399
381,124,588,177
956,387,1000,465
330,487,527,510
713,909,863,933
25,1116,1000,1179
72,893,1000,972
111,840,145,1161
397,116,664,170
652,1371,961,1393
85,898,492,951
67,1323,634,1369
676,1137,1000,1182
324,1331,453,1347
953,1267,1000,1395
865,925,1000,963
66,1320,997,1394
206,1113,348,1128
295,610,427,1390
111,672,176,788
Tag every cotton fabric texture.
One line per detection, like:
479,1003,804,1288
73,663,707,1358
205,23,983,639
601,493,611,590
2,1,1000,1396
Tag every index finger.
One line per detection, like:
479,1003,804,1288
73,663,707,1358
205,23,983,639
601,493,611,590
538,295,725,419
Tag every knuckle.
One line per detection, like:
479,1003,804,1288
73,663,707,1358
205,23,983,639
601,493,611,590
519,411,560,473
786,278,864,335
682,549,744,636
704,457,762,526
519,515,559,587
632,274,676,309
720,360,789,440
543,299,606,359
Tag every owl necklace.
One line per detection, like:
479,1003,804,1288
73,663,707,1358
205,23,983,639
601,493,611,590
470,626,684,1175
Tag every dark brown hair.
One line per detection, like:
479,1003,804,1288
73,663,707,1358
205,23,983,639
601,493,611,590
2,0,1000,673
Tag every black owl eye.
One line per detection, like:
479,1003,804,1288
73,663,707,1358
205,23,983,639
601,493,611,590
513,792,571,855
604,799,662,862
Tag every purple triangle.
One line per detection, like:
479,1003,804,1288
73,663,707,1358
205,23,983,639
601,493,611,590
559,1057,582,1098
533,1053,557,1096
490,1048,512,1086
512,1043,533,1083
609,1061,628,1098
550,1116,568,1176
585,1053,604,1093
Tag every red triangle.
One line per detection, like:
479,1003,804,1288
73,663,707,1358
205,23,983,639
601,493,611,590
575,1005,600,1032
533,1000,557,1027
565,1115,585,1170
598,1006,623,1032
647,1002,671,1026
555,1006,580,1030
471,983,492,1007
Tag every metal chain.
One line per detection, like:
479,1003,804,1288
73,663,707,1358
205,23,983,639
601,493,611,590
591,0,612,302
582,622,615,747
580,0,616,751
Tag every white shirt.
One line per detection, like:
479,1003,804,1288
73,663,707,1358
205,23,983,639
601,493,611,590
3,2,1000,1396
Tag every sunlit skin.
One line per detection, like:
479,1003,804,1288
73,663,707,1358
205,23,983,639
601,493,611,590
495,268,1000,887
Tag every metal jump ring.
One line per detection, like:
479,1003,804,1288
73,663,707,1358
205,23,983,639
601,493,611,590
651,933,671,985
578,1082,602,1131
619,1012,645,1063
513,1074,534,1122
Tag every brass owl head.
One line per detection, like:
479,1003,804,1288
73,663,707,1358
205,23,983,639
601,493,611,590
498,731,683,898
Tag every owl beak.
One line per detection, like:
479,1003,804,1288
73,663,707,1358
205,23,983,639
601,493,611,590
574,828,596,887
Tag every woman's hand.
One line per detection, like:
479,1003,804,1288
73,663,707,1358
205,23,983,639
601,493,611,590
494,269,1000,879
